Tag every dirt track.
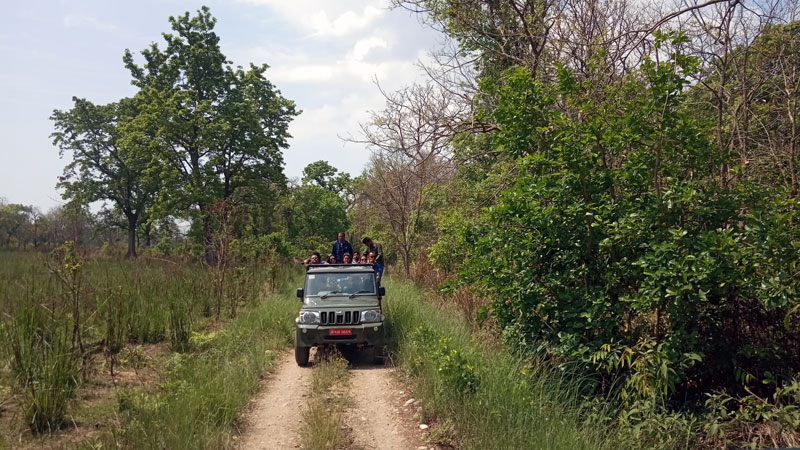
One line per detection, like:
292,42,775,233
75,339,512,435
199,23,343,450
238,351,431,450
238,352,311,450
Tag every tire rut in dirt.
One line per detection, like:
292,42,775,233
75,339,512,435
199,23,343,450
238,352,312,450
345,366,422,450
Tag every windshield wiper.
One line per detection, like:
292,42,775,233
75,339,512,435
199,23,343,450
348,290,373,298
320,291,342,299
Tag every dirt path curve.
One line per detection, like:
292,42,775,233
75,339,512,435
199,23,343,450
238,352,311,450
346,365,428,450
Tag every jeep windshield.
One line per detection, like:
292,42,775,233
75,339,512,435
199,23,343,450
305,272,376,298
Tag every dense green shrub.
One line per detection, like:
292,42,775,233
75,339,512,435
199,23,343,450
459,37,800,415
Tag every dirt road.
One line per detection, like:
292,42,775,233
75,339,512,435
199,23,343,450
238,352,311,450
346,365,425,450
238,351,432,450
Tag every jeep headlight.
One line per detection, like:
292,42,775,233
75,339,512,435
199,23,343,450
296,311,320,324
360,309,384,323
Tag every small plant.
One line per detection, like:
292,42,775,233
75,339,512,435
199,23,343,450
436,337,479,395
46,241,84,355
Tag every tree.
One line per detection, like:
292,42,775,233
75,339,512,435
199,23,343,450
123,6,298,262
302,160,357,208
350,83,460,275
279,184,349,250
0,202,32,248
51,97,156,258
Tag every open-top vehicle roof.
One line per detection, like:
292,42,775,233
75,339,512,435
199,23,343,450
306,263,375,273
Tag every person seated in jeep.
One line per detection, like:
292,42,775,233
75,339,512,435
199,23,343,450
342,253,352,264
303,251,321,266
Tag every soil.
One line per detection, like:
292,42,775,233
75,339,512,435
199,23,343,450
238,348,437,450
237,351,313,450
345,365,431,450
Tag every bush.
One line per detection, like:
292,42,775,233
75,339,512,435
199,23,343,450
459,42,800,417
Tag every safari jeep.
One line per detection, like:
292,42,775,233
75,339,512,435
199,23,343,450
294,264,386,366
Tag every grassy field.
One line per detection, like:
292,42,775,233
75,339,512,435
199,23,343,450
0,249,299,449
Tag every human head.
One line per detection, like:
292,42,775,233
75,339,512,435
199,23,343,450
309,252,320,264
362,237,372,246
367,251,376,262
338,232,345,242
352,251,360,261
343,253,351,263
359,255,367,263
327,254,336,264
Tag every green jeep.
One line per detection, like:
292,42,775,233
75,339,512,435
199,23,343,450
294,264,386,366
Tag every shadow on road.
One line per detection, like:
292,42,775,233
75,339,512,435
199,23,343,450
311,345,388,370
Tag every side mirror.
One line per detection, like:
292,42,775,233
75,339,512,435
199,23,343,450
296,288,304,299
378,286,386,297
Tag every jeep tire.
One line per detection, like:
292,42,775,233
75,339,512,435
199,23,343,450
295,332,310,366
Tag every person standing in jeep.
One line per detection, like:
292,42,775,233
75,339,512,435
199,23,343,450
331,232,353,263
362,237,384,267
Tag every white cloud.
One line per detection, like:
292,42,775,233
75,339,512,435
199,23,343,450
63,13,117,32
308,5,384,37
349,36,388,61
238,0,388,38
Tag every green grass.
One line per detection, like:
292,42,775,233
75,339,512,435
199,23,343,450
383,277,613,450
300,352,351,450
110,279,300,449
0,250,298,448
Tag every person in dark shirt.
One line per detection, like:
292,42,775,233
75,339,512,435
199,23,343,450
362,237,384,267
331,232,354,263
368,251,383,285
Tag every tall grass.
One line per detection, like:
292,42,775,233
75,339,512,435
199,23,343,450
383,277,613,450
0,250,281,439
3,304,80,433
112,275,300,450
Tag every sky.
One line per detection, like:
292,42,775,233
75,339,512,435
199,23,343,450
0,0,444,210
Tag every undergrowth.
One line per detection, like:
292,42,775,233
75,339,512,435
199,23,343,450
383,277,614,450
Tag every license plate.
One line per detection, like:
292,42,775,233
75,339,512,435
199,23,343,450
329,328,352,336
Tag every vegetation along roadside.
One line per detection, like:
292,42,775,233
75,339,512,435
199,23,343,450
0,249,299,449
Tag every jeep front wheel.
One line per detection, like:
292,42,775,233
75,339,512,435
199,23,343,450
294,334,310,366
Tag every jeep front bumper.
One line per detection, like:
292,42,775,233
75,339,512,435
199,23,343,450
295,322,385,347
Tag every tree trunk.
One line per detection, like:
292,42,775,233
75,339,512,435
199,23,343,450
203,213,217,265
126,215,138,259
144,222,152,247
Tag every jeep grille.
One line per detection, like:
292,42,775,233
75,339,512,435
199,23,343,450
320,310,360,326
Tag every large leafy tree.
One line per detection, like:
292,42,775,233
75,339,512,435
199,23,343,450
123,6,298,262
51,97,157,258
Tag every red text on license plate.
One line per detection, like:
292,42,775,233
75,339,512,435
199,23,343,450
329,328,352,336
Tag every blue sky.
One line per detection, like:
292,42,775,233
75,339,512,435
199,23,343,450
0,0,442,210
